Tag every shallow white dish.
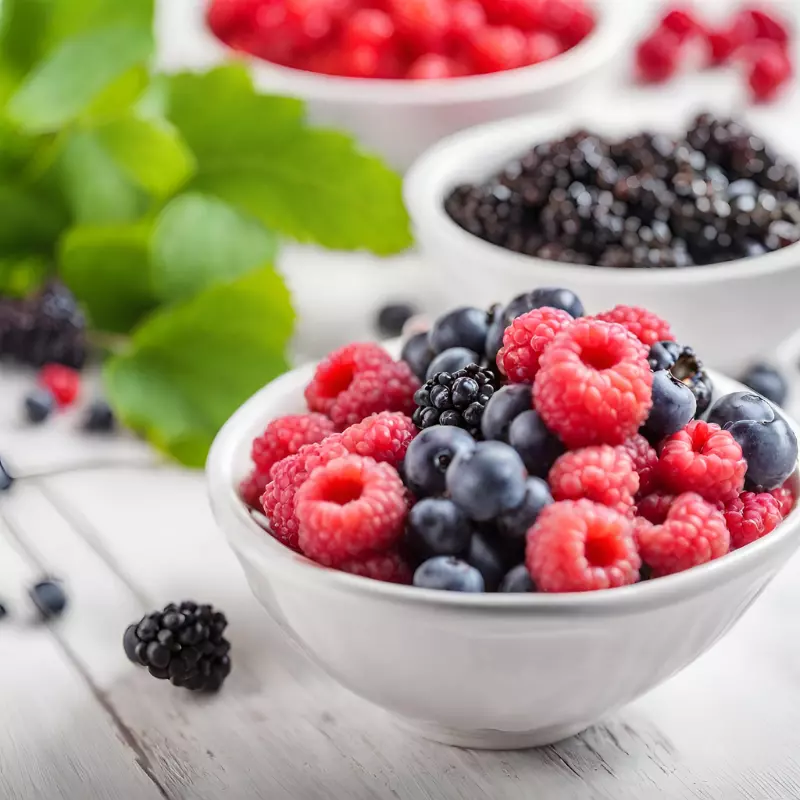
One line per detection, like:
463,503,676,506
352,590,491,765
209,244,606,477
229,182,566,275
404,107,800,374
207,350,800,750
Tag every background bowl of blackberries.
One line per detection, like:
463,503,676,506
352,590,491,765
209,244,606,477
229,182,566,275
405,107,800,374
208,285,800,749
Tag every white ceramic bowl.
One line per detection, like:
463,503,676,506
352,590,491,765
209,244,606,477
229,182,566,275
207,354,800,750
404,107,800,374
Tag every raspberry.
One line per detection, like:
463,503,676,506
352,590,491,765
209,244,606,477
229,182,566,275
548,445,639,515
747,44,792,103
239,469,271,510
261,436,348,549
338,550,412,584
619,434,659,496
251,413,335,474
526,500,641,592
329,360,420,430
207,0,262,39
594,305,674,349
340,412,417,468
39,363,80,407
660,7,700,41
770,480,796,516
658,420,747,503
406,54,465,79
482,0,544,29
304,342,393,416
635,29,681,83
740,7,790,46
636,492,730,576
448,0,486,46
526,32,562,64
469,25,528,73
724,491,783,549
388,0,451,54
547,1,594,47
342,9,395,50
296,455,408,565
496,307,574,383
533,319,653,448
635,491,676,524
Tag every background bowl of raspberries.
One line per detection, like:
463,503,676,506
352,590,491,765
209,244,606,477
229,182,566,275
405,105,800,373
204,0,633,169
207,288,800,749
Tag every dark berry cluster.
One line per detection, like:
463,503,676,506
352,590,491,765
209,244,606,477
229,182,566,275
445,113,800,268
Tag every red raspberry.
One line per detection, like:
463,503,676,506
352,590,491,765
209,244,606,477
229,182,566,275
526,500,641,592
338,550,412,584
448,0,486,47
388,0,450,54
724,491,783,549
239,468,272,510
548,445,639,515
39,364,80,407
658,420,747,503
739,7,790,46
340,412,416,468
469,25,528,73
342,8,395,49
594,305,674,349
619,434,659,497
660,7,701,41
635,491,676,525
340,44,403,78
526,32,562,64
305,342,393,416
636,492,730,576
533,319,653,448
481,0,544,30
296,455,408,565
543,0,594,47
635,29,681,83
770,480,796,516
406,54,466,79
261,436,348,549
254,0,337,63
497,307,573,383
705,12,755,65
747,44,792,103
207,0,263,39
251,413,335,474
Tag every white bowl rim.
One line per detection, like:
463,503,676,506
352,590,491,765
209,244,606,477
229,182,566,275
403,109,800,285
227,1,632,106
207,360,800,617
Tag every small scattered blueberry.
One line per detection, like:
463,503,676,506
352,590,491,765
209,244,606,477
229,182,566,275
403,425,477,497
376,303,417,339
29,579,68,620
24,388,55,424
429,307,489,356
498,564,536,593
426,347,480,380
507,410,565,478
84,400,115,433
401,332,434,381
413,556,485,592
642,370,697,443
740,363,788,407
466,532,507,592
481,384,533,441
406,498,473,559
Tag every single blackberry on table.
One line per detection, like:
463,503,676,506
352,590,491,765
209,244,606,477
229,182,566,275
412,363,497,437
123,601,232,692
647,341,713,417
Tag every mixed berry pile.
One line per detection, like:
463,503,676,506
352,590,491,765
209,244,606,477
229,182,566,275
239,287,798,594
445,113,800,268
207,0,595,80
636,4,793,103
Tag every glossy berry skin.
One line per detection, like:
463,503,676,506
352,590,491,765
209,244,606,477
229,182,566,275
84,400,116,433
498,564,536,592
648,340,682,372
376,302,416,339
707,391,774,429
739,363,788,407
467,532,507,591
660,7,700,41
428,307,489,355
642,370,697,443
401,332,435,381
635,29,681,83
425,347,480,380
403,425,476,497
508,409,564,478
406,498,473,558
481,384,533,441
30,579,68,619
726,414,798,492
748,45,792,103
469,25,528,73
413,556,485,592
496,476,554,541
25,389,55,424
39,363,80,407
446,441,527,522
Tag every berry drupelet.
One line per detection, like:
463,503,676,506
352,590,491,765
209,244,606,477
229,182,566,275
123,601,232,692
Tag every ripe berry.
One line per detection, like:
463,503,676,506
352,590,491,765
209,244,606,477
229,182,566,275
25,388,54,424
660,7,700,41
648,342,713,418
340,411,417,468
406,498,473,558
481,383,532,441
526,32,562,64
707,391,774,428
747,44,792,103
469,25,528,73
84,400,115,433
635,491,676,524
338,550,412,584
446,441,528,522
425,347,481,380
401,332,435,380
619,434,659,497
239,469,271,510
642,370,697,443
429,307,489,356
413,556,485,592
507,409,564,478
376,302,416,339
343,8,394,49
498,564,536,592
39,363,80,407
495,476,553,541
407,54,464,79
739,7,790,46
635,29,681,83
467,532,507,591
724,491,783,549
30,579,68,619
726,412,798,492
389,0,451,54
595,305,673,349
740,363,787,406
448,0,486,46
403,425,477,497
770,480,796,516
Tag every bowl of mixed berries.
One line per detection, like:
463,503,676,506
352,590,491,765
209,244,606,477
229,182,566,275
204,0,632,169
207,287,800,749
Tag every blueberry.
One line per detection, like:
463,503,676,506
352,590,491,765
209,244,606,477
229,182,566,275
429,307,489,355
740,363,788,407
426,348,480,380
84,400,115,433
726,414,798,491
401,332,435,381
404,425,477,496
707,391,775,428
25,388,54,424
507,410,564,478
0,458,13,492
406,498,472,558
29,579,68,619
527,287,584,318
413,556,485,592
446,441,527,522
642,370,697,443
376,303,416,339
484,304,507,363
498,564,536,593
496,477,553,541
647,340,682,372
466,532,506,592
481,384,532,441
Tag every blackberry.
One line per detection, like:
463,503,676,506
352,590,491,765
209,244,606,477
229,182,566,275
647,341,713,417
123,601,232,692
412,364,497,437
0,280,87,369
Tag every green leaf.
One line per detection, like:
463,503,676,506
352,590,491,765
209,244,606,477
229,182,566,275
7,22,154,134
95,115,195,196
150,193,277,304
83,65,149,122
104,267,294,467
59,224,157,333
0,255,49,298
54,128,149,224
0,181,68,251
